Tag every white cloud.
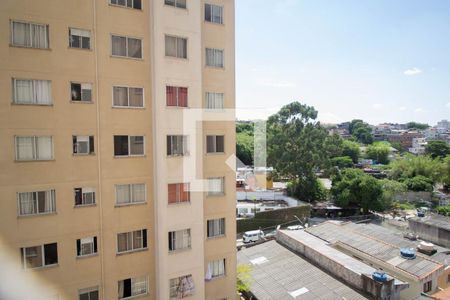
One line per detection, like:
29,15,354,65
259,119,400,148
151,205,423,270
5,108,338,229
319,112,342,124
404,68,422,76
446,102,450,108
256,78,296,88
414,107,423,112
372,103,381,109
399,106,407,111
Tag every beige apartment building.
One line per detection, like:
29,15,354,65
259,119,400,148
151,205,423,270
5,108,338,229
0,0,236,299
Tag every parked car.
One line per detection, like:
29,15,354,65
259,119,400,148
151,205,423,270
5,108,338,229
243,230,265,243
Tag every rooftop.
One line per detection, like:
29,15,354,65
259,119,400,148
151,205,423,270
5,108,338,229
237,240,369,300
306,222,445,280
409,214,450,231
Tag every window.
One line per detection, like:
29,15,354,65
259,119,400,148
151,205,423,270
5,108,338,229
13,79,52,105
168,183,190,204
167,135,188,156
207,259,226,278
423,280,432,293
205,4,223,24
206,135,224,153
114,135,145,156
21,243,58,269
111,35,142,58
205,92,224,110
115,183,146,205
79,287,99,300
166,86,188,107
206,48,224,68
11,20,49,49
118,276,148,299
69,28,91,49
165,0,186,9
207,218,225,238
71,82,92,102
169,275,195,299
207,177,225,196
113,86,144,107
117,229,147,253
168,229,191,252
73,136,94,155
76,237,97,257
15,136,53,161
165,35,187,59
75,188,96,206
110,0,142,9
17,190,56,216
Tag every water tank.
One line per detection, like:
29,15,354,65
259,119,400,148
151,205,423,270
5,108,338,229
372,272,388,282
400,248,416,259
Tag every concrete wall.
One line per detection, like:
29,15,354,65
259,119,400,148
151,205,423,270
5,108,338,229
409,219,450,248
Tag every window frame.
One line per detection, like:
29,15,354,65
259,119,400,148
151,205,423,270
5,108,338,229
116,229,148,254
206,135,225,154
113,135,145,157
72,135,95,155
109,0,143,10
208,258,226,279
205,3,224,24
164,35,188,59
15,136,54,161
17,190,56,217
21,243,58,269
111,34,143,59
70,82,93,103
168,183,190,204
74,187,96,207
168,228,191,252
166,85,188,108
207,177,225,196
169,275,194,299
207,218,225,238
166,135,189,157
68,27,91,50
423,280,432,293
78,286,99,300
205,47,224,68
12,78,52,105
10,20,49,49
112,86,145,108
76,236,98,257
164,0,187,9
118,276,148,300
115,183,147,206
205,92,225,110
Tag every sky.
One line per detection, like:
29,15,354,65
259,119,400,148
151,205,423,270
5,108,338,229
235,0,450,125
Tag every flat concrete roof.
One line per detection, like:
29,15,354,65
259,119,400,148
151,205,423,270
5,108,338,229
306,222,444,280
409,214,450,231
237,240,369,300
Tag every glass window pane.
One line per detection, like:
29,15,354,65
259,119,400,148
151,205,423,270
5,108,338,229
132,184,146,203
34,80,52,105
36,136,53,160
130,136,144,155
216,136,224,152
113,87,128,106
12,21,29,46
15,80,34,104
71,83,82,101
177,38,187,58
116,184,131,204
128,38,142,58
117,233,129,252
176,0,186,8
31,24,48,48
43,243,58,265
25,246,43,268
112,35,127,56
16,136,34,160
129,88,143,107
165,36,177,57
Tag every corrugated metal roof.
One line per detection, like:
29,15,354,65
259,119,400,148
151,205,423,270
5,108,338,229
306,222,444,280
410,214,450,231
237,240,369,300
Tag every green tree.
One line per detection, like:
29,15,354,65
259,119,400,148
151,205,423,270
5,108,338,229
325,133,344,159
236,132,253,166
388,154,441,183
366,141,391,164
267,102,329,202
403,175,434,192
406,122,429,130
349,119,373,144
342,140,360,163
237,264,253,292
425,140,450,159
440,156,450,189
331,156,354,169
331,169,385,213
380,179,407,209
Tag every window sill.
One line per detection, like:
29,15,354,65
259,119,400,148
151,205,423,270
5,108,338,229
207,274,226,282
11,103,53,107
110,55,143,61
73,153,96,156
9,44,51,51
164,4,188,11
18,212,57,218
119,292,149,300
206,234,226,240
76,253,98,259
204,20,225,27
74,203,97,208
169,247,192,255
68,46,92,52
109,3,143,11
115,201,147,208
15,159,55,163
206,152,225,156
25,263,58,271
207,193,225,197
112,105,145,109
117,247,148,256
168,201,191,206
114,155,146,158
167,154,189,158
166,106,189,109
70,100,94,104
205,65,225,70
165,55,189,62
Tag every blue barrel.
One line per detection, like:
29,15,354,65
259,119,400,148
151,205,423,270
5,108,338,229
372,272,388,282
400,248,416,259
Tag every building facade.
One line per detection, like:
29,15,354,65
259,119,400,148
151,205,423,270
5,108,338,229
0,0,236,299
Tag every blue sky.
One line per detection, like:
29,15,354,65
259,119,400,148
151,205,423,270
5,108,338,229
236,0,450,125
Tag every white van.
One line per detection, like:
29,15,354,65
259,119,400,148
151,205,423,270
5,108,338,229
243,230,265,243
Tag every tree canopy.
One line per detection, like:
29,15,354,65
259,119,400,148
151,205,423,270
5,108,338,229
425,140,450,159
366,141,391,164
349,119,373,144
342,140,361,163
236,121,254,166
406,122,429,130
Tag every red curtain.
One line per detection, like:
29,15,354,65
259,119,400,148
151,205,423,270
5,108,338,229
178,87,188,107
166,86,177,106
